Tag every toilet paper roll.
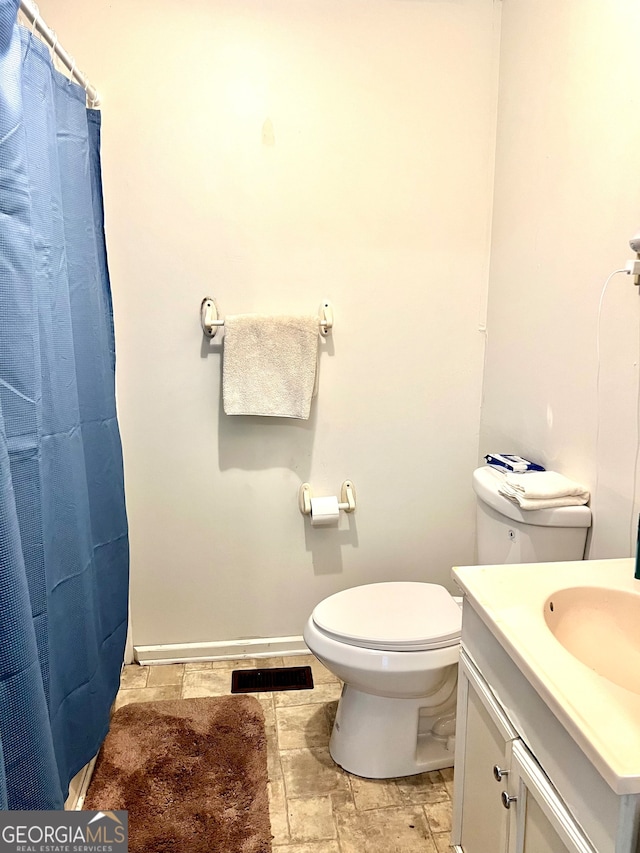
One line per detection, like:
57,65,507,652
310,495,340,527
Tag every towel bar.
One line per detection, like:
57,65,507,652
200,298,333,339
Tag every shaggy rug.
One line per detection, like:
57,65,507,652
84,695,271,853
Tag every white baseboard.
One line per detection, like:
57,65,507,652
133,635,308,666
64,755,97,811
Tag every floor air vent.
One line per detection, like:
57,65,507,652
231,665,314,694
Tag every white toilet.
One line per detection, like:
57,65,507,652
303,465,592,779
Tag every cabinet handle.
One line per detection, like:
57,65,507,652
493,765,509,782
501,791,517,809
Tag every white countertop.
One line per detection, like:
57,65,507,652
452,557,640,795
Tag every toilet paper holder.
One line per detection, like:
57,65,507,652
298,480,356,516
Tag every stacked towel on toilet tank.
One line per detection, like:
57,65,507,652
498,471,590,510
223,314,319,419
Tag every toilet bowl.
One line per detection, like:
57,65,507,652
303,581,462,779
304,465,593,780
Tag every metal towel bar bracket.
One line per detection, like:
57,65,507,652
200,297,334,339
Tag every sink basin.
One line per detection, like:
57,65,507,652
544,586,640,694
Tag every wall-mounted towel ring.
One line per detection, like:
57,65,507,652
200,297,334,339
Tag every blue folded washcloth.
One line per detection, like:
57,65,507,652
484,454,545,474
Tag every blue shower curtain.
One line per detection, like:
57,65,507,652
0,0,129,809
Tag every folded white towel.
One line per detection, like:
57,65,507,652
223,314,319,419
499,493,590,511
501,471,589,500
498,471,590,510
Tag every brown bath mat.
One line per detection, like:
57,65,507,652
84,695,271,853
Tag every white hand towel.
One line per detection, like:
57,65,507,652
223,314,319,419
498,471,590,510
501,471,589,500
498,493,590,511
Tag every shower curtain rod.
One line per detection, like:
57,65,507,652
19,0,100,107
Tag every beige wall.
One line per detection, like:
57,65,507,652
41,0,500,646
480,0,640,560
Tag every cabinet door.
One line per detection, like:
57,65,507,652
452,649,518,853
507,740,596,853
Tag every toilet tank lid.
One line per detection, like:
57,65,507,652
473,466,592,528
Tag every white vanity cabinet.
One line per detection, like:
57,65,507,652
453,649,516,853
453,649,596,853
508,739,596,853
451,601,640,853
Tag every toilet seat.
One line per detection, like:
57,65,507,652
311,582,461,652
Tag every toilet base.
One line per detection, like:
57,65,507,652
329,683,456,779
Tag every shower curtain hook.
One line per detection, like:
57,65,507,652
69,58,76,83
49,29,58,59
30,5,40,36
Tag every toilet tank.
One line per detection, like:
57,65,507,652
473,466,592,565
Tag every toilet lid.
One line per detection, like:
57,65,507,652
311,582,462,652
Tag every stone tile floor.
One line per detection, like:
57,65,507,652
114,655,454,853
